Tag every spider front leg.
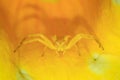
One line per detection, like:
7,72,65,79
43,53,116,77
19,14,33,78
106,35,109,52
14,38,48,57
77,34,104,51
41,46,47,57
14,37,27,53
66,33,104,57
94,39,104,50
14,34,56,58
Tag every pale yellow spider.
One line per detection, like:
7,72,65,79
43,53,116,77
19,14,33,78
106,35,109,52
14,33,104,56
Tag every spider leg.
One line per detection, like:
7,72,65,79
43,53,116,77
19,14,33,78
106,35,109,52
41,46,47,57
94,39,104,50
85,34,104,50
14,38,46,53
78,34,104,51
14,34,56,53
14,37,27,53
27,34,56,50
56,51,60,56
66,33,104,56
27,34,52,45
75,43,81,56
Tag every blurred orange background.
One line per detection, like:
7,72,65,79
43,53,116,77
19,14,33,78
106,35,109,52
0,0,120,80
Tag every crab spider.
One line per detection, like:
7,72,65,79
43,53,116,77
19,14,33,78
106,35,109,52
14,33,104,56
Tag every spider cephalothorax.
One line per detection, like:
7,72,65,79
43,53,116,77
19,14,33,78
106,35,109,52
51,35,71,55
